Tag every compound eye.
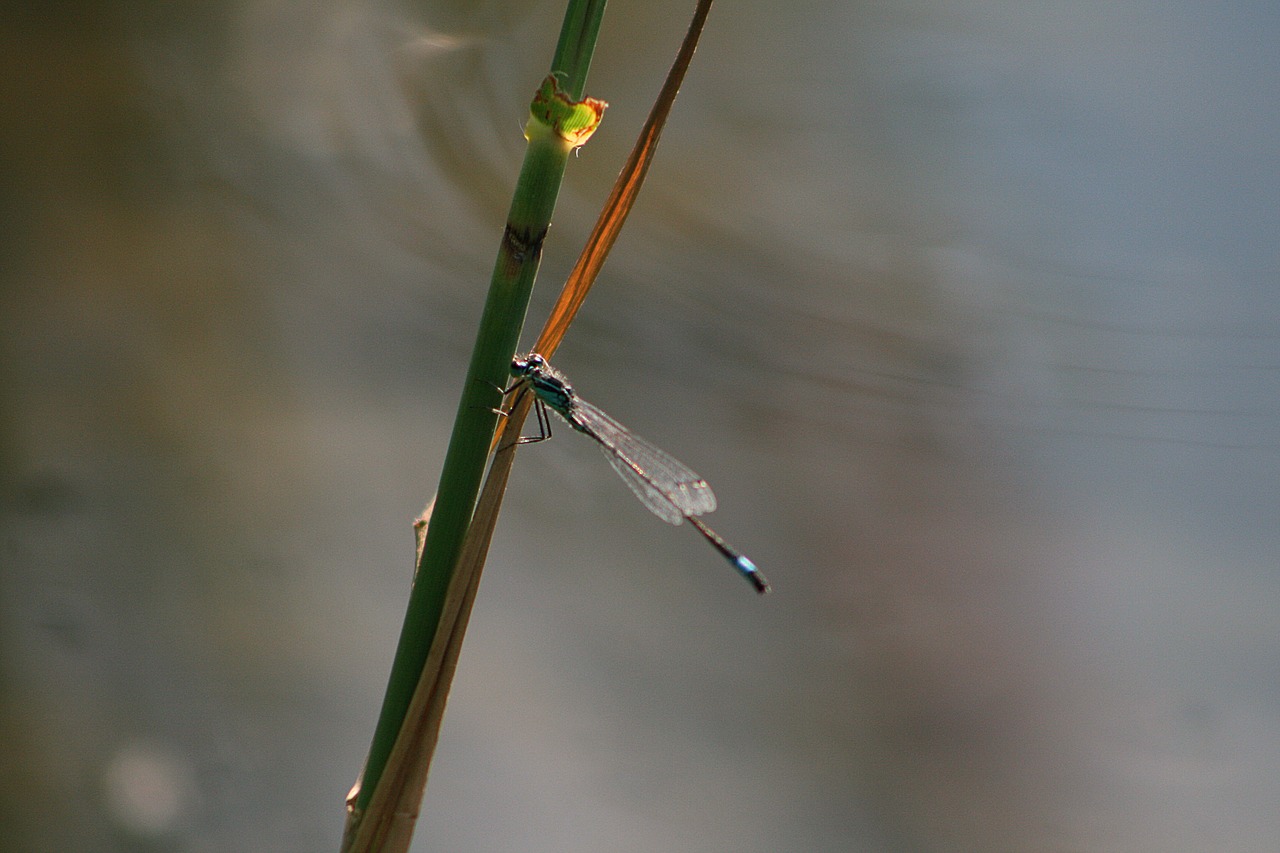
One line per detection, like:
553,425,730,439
511,352,544,376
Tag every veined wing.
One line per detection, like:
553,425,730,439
565,397,718,524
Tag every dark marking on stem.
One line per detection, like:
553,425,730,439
501,223,547,275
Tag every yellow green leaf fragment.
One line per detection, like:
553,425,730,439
526,74,607,147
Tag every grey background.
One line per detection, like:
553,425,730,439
2,1,1277,851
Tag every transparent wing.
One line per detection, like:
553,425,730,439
566,397,718,524
603,450,685,524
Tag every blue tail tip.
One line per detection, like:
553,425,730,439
736,557,771,595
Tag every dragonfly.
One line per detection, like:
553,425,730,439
507,352,770,594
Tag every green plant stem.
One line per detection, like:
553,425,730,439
352,0,608,813
552,0,607,99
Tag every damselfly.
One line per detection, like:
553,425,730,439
507,353,770,594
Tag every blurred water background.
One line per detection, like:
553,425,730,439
2,2,1278,851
